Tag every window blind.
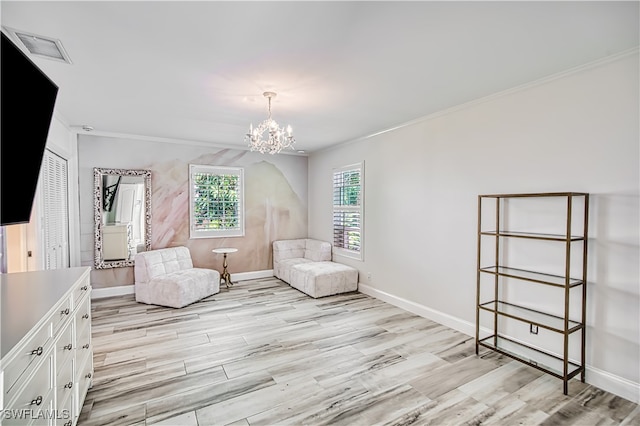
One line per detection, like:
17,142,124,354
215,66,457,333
332,163,363,258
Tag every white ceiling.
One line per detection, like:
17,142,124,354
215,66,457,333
2,1,638,153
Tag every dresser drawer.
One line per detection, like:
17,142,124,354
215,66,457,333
2,394,54,426
4,322,53,396
76,354,93,419
55,355,74,409
4,354,53,411
72,274,91,308
75,335,92,367
55,390,74,426
74,296,91,333
29,395,55,426
51,296,72,334
54,322,74,373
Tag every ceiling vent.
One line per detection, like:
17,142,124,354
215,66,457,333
3,27,72,64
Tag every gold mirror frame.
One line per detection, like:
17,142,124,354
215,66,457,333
93,167,151,269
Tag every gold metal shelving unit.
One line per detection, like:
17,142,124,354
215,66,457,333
475,192,589,395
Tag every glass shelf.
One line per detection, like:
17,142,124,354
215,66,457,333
480,230,585,242
479,265,583,287
479,300,583,333
478,335,582,380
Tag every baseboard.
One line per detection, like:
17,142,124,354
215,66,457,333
232,269,274,281
358,283,476,336
586,365,640,404
357,282,640,404
91,269,275,300
92,285,134,299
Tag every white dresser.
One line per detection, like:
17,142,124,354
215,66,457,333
1,267,93,425
102,223,132,261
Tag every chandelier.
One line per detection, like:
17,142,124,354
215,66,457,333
245,92,295,154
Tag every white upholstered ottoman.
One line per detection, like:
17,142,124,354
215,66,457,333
289,261,358,298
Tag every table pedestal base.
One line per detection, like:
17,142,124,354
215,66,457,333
212,248,238,289
220,253,233,288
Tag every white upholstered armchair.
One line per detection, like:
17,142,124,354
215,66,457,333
134,246,220,308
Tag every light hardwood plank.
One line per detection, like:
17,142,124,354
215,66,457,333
79,278,638,426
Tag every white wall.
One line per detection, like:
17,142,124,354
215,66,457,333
308,51,639,402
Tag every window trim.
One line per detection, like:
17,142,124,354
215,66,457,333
332,161,364,261
189,164,245,239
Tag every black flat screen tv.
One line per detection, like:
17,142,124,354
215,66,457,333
1,32,59,226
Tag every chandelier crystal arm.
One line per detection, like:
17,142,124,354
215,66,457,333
245,91,295,155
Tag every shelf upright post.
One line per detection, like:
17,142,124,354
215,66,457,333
493,196,501,348
581,194,590,383
563,194,573,395
475,195,482,355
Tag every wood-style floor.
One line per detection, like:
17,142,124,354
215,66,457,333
79,278,639,426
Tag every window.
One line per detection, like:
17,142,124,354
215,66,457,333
189,165,244,238
332,162,363,259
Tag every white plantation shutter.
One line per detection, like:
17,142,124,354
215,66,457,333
332,162,363,260
42,150,69,269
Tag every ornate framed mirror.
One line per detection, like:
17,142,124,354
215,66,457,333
94,168,151,269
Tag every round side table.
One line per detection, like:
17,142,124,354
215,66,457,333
212,248,238,288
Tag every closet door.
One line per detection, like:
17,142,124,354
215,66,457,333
42,149,69,269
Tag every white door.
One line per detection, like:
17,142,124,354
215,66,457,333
41,150,69,269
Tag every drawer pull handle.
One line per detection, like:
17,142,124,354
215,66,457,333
63,343,73,351
31,346,43,356
83,344,90,349
81,285,88,291
30,396,43,406
61,308,70,315
86,372,92,379
64,381,73,389
82,313,90,319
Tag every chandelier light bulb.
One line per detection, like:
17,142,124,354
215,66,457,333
245,92,295,155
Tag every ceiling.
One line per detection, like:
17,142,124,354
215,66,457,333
1,1,638,153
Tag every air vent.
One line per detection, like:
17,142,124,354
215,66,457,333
3,27,72,64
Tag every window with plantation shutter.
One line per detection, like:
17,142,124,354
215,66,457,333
189,165,244,238
333,162,363,260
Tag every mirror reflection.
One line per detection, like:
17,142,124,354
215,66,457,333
94,168,151,269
